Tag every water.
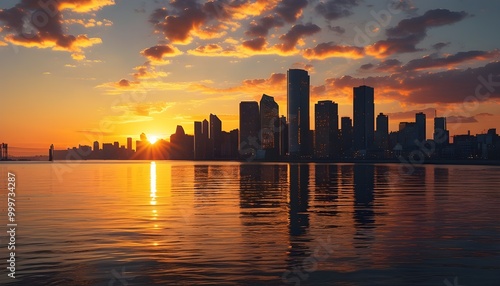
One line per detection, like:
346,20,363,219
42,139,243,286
0,161,499,285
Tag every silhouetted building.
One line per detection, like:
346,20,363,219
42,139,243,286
239,101,260,157
194,121,204,160
202,119,210,159
210,114,222,158
1,143,8,160
454,131,477,159
398,122,418,150
416,112,426,143
287,69,310,157
170,125,194,160
340,117,353,158
434,117,449,145
314,100,339,158
49,144,54,161
221,129,239,159
260,94,279,154
127,137,133,151
279,116,288,157
375,113,389,150
353,85,374,152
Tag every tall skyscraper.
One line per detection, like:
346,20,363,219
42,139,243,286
260,94,279,151
416,112,426,142
127,137,133,151
434,117,449,145
202,119,210,158
341,117,353,157
210,114,222,158
376,113,389,150
194,121,203,160
239,101,260,154
279,115,288,157
287,69,310,156
314,100,339,158
353,85,374,151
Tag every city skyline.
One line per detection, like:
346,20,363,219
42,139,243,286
1,1,500,156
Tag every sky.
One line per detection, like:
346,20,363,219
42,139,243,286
1,0,500,156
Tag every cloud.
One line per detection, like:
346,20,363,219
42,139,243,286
447,116,478,124
291,62,315,73
389,0,418,15
150,0,278,44
0,0,113,60
358,59,403,72
64,18,113,28
366,9,468,57
132,63,169,79
275,23,321,52
242,37,268,51
275,0,308,23
386,108,437,120
246,15,284,37
315,0,361,21
401,50,500,71
325,61,500,104
303,42,364,59
432,42,450,51
140,44,182,64
328,25,346,34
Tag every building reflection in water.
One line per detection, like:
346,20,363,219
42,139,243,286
353,164,375,246
289,164,310,236
313,164,339,218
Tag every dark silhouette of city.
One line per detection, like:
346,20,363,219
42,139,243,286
4,69,497,163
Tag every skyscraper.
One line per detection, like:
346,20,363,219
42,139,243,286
376,113,389,150
314,100,339,158
279,115,288,157
416,112,426,142
260,94,279,151
287,69,310,157
353,85,374,151
341,117,353,157
194,121,203,160
239,101,260,154
434,117,449,145
202,119,210,159
127,137,133,151
210,114,222,158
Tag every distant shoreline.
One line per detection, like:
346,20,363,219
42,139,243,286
2,158,500,167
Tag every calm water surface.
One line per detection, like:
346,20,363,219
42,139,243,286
0,161,499,285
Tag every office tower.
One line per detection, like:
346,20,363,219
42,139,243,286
434,117,449,145
341,117,353,157
170,125,194,160
194,121,203,160
49,144,54,161
202,119,210,159
416,112,426,142
314,100,339,158
287,69,310,156
353,85,374,151
210,114,222,158
398,122,418,150
375,113,389,150
279,115,288,156
239,101,260,153
127,137,133,151
260,94,279,151
93,141,99,152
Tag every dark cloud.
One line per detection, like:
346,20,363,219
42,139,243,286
315,0,361,21
328,25,346,34
447,116,478,124
359,59,402,72
276,23,321,52
367,9,468,57
303,42,364,59
246,15,284,37
275,0,308,23
432,42,450,51
0,0,111,60
242,37,267,51
140,44,182,63
330,61,500,104
402,50,500,71
389,0,418,15
386,108,437,120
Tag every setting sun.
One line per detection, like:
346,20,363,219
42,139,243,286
149,136,159,144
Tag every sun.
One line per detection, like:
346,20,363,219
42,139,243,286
148,135,159,144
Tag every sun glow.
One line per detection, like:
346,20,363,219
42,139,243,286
148,136,159,144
